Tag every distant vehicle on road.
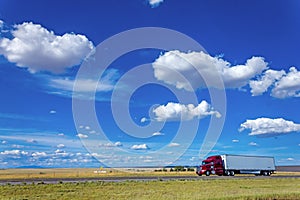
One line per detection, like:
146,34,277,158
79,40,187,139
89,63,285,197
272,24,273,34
196,154,275,176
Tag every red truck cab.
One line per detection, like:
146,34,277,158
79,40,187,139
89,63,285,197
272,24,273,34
196,155,224,176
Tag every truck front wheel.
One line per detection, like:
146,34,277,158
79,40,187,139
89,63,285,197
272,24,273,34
230,171,235,176
205,171,210,176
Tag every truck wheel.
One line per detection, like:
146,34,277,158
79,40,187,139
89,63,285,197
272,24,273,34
263,171,268,176
230,171,235,176
225,171,231,176
205,171,210,176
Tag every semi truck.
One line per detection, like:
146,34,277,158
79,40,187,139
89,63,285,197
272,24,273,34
196,154,275,176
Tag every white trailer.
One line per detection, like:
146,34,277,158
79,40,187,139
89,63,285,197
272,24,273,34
221,154,275,176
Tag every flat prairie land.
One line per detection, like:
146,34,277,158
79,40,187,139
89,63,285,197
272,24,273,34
0,168,300,199
0,168,196,180
1,168,300,180
0,178,300,200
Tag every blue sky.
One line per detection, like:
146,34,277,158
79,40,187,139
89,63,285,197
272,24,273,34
0,0,300,168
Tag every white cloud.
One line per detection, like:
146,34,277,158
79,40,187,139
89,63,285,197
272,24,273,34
0,130,83,151
32,152,47,157
239,117,300,136
47,68,119,99
168,142,180,147
58,133,64,136
50,78,115,93
140,117,149,123
77,133,88,139
287,157,294,161
54,149,69,157
0,149,28,156
249,69,285,96
57,144,65,148
153,100,221,121
0,22,94,73
0,20,3,28
152,132,164,136
99,141,123,147
55,149,64,154
49,110,56,114
248,142,258,146
271,67,300,98
232,139,239,143
148,0,164,8
153,50,267,91
131,144,149,150
1,140,7,144
114,141,122,147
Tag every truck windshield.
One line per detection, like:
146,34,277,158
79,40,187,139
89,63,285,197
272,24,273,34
202,161,213,165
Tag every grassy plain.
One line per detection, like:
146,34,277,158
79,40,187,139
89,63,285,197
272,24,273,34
1,168,300,180
0,168,195,180
0,178,300,199
1,168,300,199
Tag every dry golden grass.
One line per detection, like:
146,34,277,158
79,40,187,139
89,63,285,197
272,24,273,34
0,168,299,180
0,168,196,180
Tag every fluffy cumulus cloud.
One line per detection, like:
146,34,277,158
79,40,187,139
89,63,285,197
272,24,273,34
0,22,94,73
249,66,300,98
131,144,149,150
239,117,300,136
153,100,221,121
249,69,285,96
271,67,300,98
153,50,267,91
148,0,164,8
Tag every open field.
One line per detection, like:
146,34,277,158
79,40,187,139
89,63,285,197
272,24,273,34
0,168,196,180
1,168,300,199
0,178,300,199
1,167,300,180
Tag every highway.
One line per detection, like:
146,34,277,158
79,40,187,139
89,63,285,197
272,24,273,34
1,175,300,185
